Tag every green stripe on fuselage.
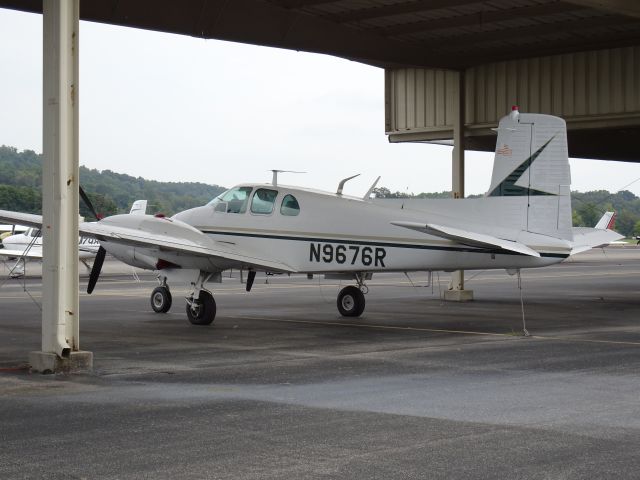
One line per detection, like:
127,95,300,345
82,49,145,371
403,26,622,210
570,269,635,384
201,229,568,259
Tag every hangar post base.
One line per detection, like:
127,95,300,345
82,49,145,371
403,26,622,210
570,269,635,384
29,351,93,374
445,268,474,302
444,289,474,302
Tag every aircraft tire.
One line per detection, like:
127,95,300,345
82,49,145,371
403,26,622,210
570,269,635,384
186,291,216,325
150,286,172,313
337,286,365,317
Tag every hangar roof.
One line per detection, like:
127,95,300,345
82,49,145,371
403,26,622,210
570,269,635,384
2,1,639,162
2,0,639,69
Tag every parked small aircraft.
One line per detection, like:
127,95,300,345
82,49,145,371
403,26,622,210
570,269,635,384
0,200,147,276
0,224,28,240
0,110,621,324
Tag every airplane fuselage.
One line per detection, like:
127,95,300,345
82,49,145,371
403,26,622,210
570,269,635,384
169,184,569,275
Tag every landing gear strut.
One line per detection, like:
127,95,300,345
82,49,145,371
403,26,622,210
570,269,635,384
337,273,368,317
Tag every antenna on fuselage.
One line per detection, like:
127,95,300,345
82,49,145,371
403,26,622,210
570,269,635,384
363,176,381,200
336,174,360,196
269,170,306,187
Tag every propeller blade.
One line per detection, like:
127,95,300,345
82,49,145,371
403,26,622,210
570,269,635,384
79,185,101,221
87,246,106,294
246,270,256,292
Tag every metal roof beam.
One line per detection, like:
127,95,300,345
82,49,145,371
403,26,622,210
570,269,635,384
325,0,479,23
417,14,638,50
562,0,640,18
453,29,640,65
270,0,343,10
376,2,586,37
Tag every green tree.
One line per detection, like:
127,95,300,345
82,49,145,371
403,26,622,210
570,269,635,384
615,209,636,237
572,209,583,227
575,203,600,227
0,145,227,216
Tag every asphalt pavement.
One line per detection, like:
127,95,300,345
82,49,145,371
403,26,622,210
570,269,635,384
1,248,639,479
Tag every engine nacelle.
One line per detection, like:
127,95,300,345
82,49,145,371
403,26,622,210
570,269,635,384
103,243,159,270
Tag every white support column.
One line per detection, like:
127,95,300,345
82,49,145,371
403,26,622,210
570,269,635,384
30,0,92,373
445,70,473,302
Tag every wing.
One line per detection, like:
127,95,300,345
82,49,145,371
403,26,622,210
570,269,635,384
0,248,43,259
0,210,43,229
391,221,541,257
0,209,295,273
80,215,296,273
571,227,624,254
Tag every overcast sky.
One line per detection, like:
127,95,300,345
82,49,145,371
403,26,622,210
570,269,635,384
1,8,640,197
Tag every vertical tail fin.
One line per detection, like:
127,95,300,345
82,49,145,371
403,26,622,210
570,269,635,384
129,200,148,215
594,211,616,230
488,107,572,240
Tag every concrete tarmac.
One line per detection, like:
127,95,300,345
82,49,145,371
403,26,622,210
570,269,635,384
1,248,639,479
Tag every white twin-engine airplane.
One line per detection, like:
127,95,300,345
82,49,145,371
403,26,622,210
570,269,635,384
0,110,621,325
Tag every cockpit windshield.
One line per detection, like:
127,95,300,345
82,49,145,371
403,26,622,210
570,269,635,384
208,186,253,214
23,228,42,238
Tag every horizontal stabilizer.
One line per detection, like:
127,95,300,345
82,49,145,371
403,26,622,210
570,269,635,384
571,227,624,254
391,221,541,257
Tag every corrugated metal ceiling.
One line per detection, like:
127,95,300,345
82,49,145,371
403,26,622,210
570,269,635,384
277,0,640,66
0,0,638,69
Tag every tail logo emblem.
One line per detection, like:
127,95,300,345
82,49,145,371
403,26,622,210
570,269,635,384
496,144,512,156
489,135,557,197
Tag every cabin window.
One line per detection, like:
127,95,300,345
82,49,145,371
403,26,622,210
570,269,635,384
251,188,278,214
208,186,253,214
280,194,300,216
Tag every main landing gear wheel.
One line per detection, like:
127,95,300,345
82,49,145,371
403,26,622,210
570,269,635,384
186,290,217,325
150,286,172,313
337,286,366,317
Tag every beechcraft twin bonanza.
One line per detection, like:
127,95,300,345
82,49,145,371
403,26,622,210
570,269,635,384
0,110,621,324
